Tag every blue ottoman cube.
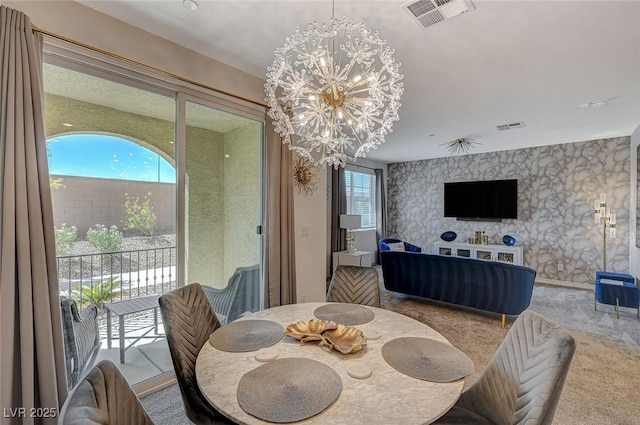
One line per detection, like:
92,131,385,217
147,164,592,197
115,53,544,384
595,271,640,319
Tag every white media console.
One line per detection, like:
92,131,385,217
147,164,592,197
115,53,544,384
432,242,523,266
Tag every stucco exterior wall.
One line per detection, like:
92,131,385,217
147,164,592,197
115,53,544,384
223,123,262,281
185,126,225,287
50,175,174,236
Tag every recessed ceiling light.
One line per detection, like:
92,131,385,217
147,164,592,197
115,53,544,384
183,0,198,11
224,154,230,158
62,122,73,127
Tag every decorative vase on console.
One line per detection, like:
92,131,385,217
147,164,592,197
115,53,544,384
502,235,517,246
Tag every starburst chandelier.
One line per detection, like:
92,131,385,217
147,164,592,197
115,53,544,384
265,7,404,169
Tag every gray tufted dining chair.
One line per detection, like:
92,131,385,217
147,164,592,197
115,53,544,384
435,310,576,425
59,360,153,425
327,265,381,307
159,283,235,424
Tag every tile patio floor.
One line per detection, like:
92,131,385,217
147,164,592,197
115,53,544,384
94,310,173,386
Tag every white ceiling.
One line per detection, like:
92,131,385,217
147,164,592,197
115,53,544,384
77,0,640,163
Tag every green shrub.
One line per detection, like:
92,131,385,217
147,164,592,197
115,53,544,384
49,177,65,190
123,192,157,236
54,224,77,255
71,278,126,312
86,224,123,253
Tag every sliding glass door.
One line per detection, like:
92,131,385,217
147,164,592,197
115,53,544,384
44,62,178,385
43,46,266,390
184,99,263,323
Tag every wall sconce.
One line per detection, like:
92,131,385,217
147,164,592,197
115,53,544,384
340,214,361,253
594,193,616,270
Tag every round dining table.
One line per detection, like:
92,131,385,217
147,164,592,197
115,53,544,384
195,302,466,425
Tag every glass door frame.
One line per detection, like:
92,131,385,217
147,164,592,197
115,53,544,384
176,92,266,309
43,36,268,394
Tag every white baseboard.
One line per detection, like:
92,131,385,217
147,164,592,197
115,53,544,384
535,277,593,291
133,371,176,397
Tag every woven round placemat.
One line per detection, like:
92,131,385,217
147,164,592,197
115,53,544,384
209,320,284,352
381,337,474,383
314,304,375,325
237,358,342,423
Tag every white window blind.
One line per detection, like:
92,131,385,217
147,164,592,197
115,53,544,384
345,170,376,228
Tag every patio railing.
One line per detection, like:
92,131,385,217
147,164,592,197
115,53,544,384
57,246,177,308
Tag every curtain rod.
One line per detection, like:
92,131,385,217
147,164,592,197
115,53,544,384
31,25,269,109
347,162,383,172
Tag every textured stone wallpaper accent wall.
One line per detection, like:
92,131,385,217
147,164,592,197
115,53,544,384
387,137,630,284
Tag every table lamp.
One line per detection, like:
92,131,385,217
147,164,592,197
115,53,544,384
340,214,361,253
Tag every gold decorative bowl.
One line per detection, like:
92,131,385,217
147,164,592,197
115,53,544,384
285,319,367,355
285,319,337,342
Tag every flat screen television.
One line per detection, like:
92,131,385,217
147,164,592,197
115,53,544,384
444,179,517,220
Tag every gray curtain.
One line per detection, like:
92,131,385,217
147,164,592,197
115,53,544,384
330,167,347,270
375,168,387,247
0,6,68,423
264,122,296,307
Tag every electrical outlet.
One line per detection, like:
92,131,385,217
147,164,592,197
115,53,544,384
301,227,309,237
557,262,564,272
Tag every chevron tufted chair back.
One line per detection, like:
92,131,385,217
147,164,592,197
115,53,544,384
159,283,233,424
327,266,381,307
59,360,153,424
436,310,576,425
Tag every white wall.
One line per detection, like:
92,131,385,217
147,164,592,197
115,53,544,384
629,124,640,277
294,168,328,302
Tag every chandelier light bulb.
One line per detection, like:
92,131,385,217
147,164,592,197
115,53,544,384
265,16,403,168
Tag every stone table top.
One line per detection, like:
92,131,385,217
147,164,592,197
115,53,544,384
195,302,465,425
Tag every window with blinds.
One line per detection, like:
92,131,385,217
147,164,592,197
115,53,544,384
345,170,377,228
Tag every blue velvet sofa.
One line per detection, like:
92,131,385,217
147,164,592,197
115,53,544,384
380,251,536,326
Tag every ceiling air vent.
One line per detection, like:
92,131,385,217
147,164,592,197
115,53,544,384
496,121,526,131
404,0,476,29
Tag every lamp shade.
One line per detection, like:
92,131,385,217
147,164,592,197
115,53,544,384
340,214,361,230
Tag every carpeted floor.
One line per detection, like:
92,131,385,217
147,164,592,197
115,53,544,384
141,283,640,425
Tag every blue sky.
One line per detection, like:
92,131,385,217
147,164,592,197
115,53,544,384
47,134,176,183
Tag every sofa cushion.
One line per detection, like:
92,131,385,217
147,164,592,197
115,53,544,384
387,242,405,252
